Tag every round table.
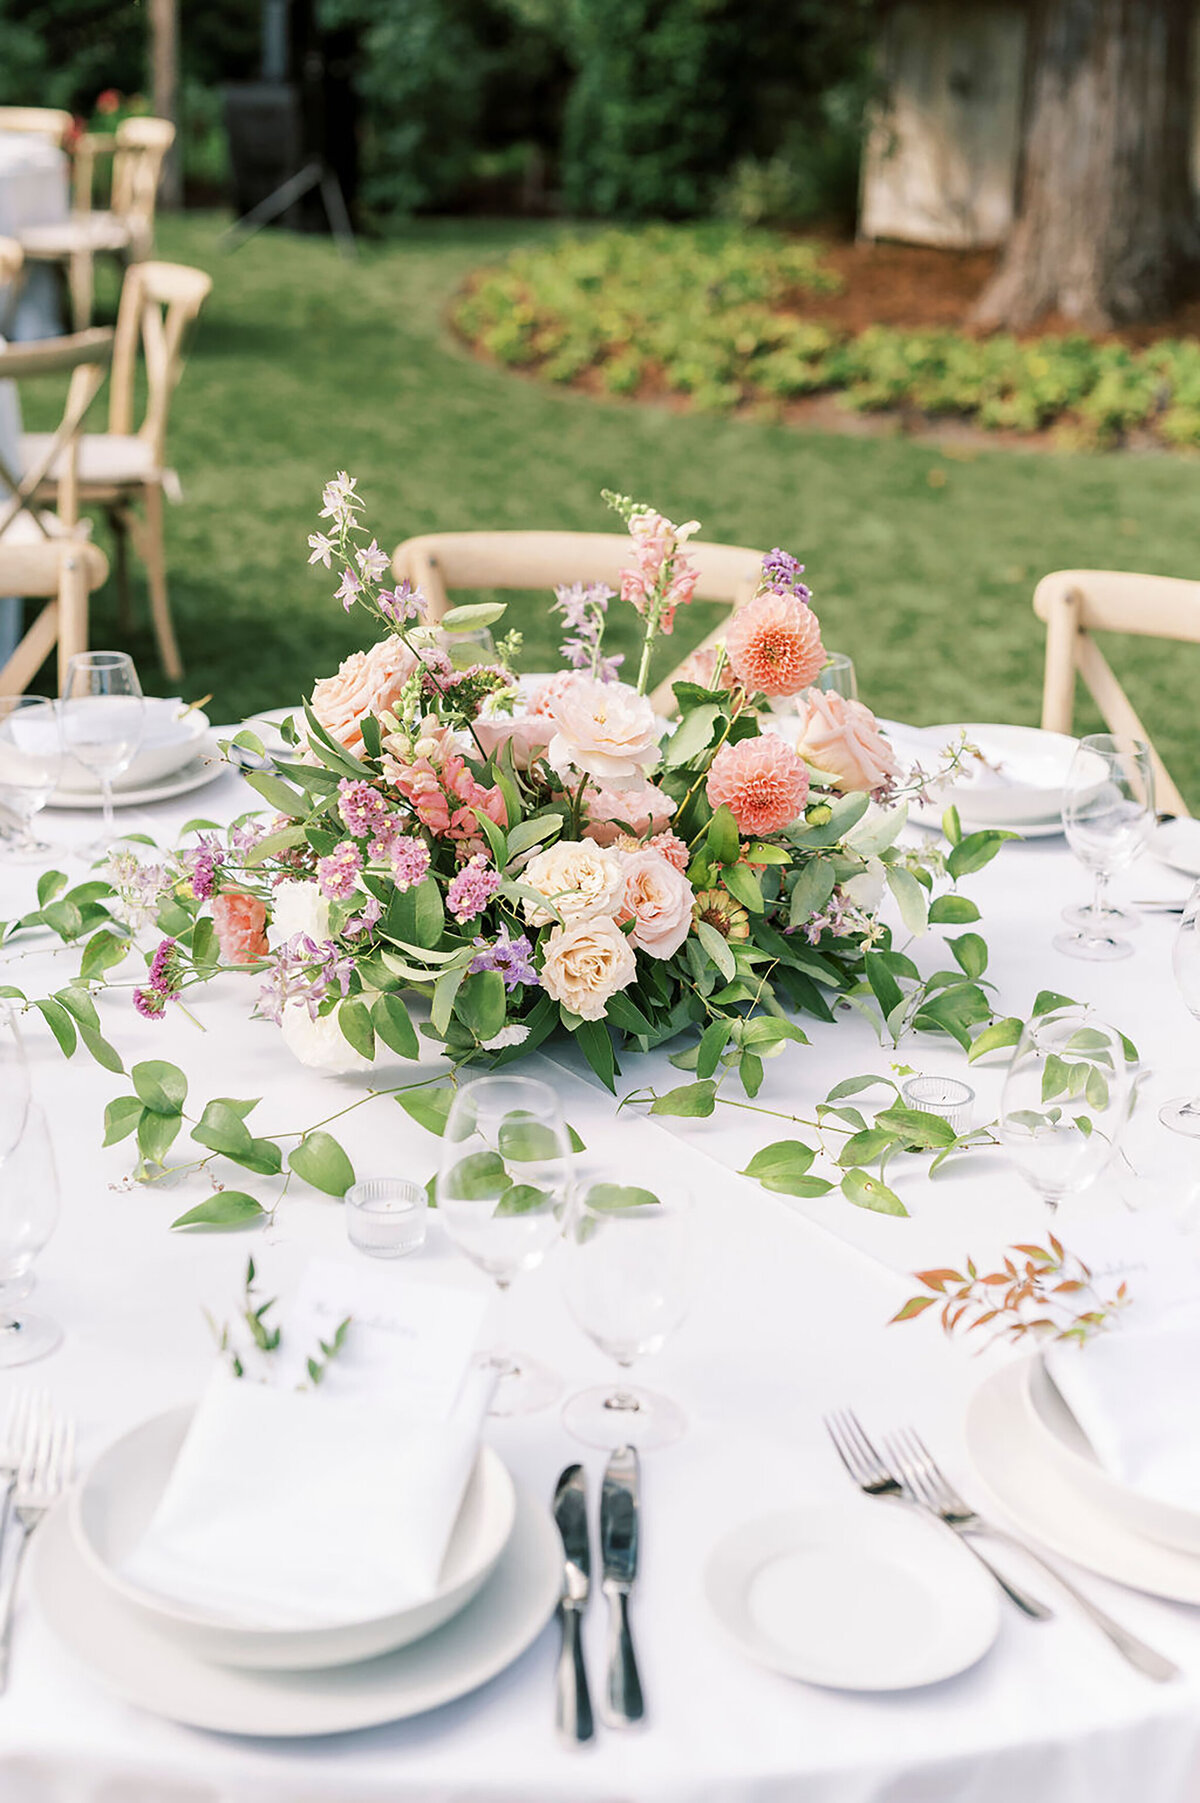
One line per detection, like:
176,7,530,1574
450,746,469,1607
1,751,1199,1803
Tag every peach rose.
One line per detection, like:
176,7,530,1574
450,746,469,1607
211,890,269,964
540,914,637,1021
583,775,676,846
522,838,626,927
547,675,660,790
472,705,556,769
618,848,694,959
311,637,417,755
792,691,900,794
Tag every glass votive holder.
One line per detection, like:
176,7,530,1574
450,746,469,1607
345,1177,428,1259
901,1074,974,1136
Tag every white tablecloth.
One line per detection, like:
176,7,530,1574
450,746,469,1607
0,129,68,341
2,759,1200,1803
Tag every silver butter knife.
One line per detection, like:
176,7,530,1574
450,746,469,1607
552,1464,594,1745
600,1446,645,1726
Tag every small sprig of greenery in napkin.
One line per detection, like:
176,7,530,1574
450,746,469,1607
208,1257,351,1387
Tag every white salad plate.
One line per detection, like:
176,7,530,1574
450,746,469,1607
1151,817,1200,882
70,1405,518,1670
55,700,213,795
887,722,1081,831
705,1501,1000,1690
45,752,228,810
966,1360,1200,1603
37,1480,560,1736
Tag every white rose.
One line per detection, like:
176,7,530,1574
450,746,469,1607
843,858,886,912
269,880,330,950
523,839,626,927
618,848,694,959
540,915,637,1022
547,675,660,790
279,998,372,1074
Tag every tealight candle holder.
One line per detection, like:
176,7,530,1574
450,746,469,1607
901,1074,974,1136
345,1177,427,1259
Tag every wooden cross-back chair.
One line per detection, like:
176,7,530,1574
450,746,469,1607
0,108,74,149
391,530,766,714
1034,569,1199,818
17,116,175,332
22,258,211,683
0,320,112,693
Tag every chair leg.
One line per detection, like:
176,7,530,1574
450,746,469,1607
67,249,94,333
109,507,132,631
140,483,183,683
56,547,89,694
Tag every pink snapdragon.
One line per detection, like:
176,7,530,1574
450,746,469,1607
620,511,700,636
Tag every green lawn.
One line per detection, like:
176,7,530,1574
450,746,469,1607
33,212,1200,803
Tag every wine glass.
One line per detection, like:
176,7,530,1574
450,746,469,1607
560,1173,691,1450
59,651,145,856
1160,880,1200,1136
0,999,29,1162
0,1104,62,1366
815,653,858,701
998,1009,1132,1210
0,697,62,861
436,1074,569,1415
1055,733,1153,960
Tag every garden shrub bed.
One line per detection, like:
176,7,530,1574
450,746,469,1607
451,226,1200,449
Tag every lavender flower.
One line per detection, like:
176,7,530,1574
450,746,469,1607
307,531,334,568
355,538,390,582
180,838,225,902
388,835,431,890
148,937,182,998
133,987,166,1021
760,548,812,602
344,894,383,936
335,568,361,612
317,841,363,901
447,854,500,923
103,849,169,930
469,927,538,991
337,778,391,839
552,581,618,682
378,580,423,626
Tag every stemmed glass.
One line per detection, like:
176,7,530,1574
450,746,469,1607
998,1009,1132,1210
814,653,858,701
0,697,62,861
0,999,29,1163
436,1074,570,1415
59,651,145,856
560,1173,691,1450
0,1104,62,1366
1160,881,1200,1136
1055,733,1154,960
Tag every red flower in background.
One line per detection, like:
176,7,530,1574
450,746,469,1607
95,89,121,115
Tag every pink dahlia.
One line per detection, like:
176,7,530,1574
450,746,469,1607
724,592,825,698
706,735,809,837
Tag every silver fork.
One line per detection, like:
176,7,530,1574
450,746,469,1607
884,1427,1180,1684
825,1408,1053,1620
0,1392,39,1555
0,1395,74,1694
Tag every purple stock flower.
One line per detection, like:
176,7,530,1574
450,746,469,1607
181,837,225,901
446,854,500,924
388,834,431,890
148,937,182,998
761,548,812,602
316,841,363,901
469,927,538,991
338,778,391,839
133,987,166,1021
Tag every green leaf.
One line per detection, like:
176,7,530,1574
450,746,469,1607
841,1168,907,1215
338,998,376,1061
739,1050,764,1097
103,1095,143,1146
568,1125,586,1153
493,1181,550,1216
431,960,468,1036
695,919,736,981
1033,989,1077,1018
950,932,988,980
498,1118,563,1162
696,1018,733,1080
947,830,1015,879
584,1182,660,1211
837,1127,897,1165
227,1137,284,1177
79,1025,124,1073
289,1130,355,1197
723,861,764,914
469,806,507,870
456,969,506,1044
137,1106,181,1165
32,997,76,1057
928,894,981,926
741,1139,817,1195
36,869,68,907
189,916,220,973
1042,1053,1069,1103
873,1106,957,1149
444,1150,509,1199
1066,1027,1113,1053
242,769,307,818
359,713,382,760
649,1079,716,1118
132,1060,187,1115
573,1016,617,1092
825,1074,893,1101
171,1191,265,1230
913,983,991,1049
243,824,308,867
39,898,83,941
942,805,962,845
886,866,928,936
396,1084,454,1136
373,992,420,1060
55,986,99,1031
864,949,906,1019
1085,1065,1110,1109
662,703,721,768
705,804,740,867
191,1100,254,1157
441,600,507,632
968,1016,1023,1062
505,815,561,860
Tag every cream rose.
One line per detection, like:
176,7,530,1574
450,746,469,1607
268,880,330,951
547,675,660,790
618,848,694,959
523,838,626,927
582,775,676,847
792,691,900,794
540,915,637,1021
279,998,372,1074
472,705,556,769
311,637,417,755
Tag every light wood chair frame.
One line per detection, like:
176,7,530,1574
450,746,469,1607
0,107,74,149
1034,568,1198,818
391,529,766,714
0,328,113,693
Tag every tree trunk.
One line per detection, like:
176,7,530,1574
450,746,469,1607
150,0,181,210
972,0,1199,330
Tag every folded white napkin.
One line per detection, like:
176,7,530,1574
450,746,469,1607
122,1259,495,1630
1043,1323,1200,1511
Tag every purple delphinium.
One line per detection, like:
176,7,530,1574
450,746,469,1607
761,548,812,603
552,581,621,682
256,933,352,1025
335,567,361,612
469,927,538,991
378,580,423,626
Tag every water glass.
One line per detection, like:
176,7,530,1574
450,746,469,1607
0,998,29,1163
998,1009,1131,1209
0,1104,62,1366
1055,733,1153,960
60,651,145,855
345,1177,428,1256
0,696,61,860
436,1074,570,1415
560,1173,691,1450
1160,880,1200,1136
814,652,858,701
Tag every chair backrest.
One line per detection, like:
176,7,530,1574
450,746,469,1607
1033,568,1200,818
391,530,765,712
0,107,73,149
108,260,211,464
0,327,112,534
111,117,175,232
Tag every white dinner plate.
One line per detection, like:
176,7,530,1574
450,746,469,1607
907,808,1063,840
704,1501,999,1690
888,722,1080,829
966,1360,1200,1603
71,1406,517,1670
36,1480,560,1736
44,752,229,811
1151,818,1200,882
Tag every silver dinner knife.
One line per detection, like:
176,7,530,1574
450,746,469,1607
600,1445,644,1726
552,1464,594,1745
